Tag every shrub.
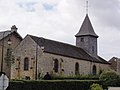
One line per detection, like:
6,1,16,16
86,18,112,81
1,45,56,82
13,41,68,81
99,71,119,86
90,83,103,90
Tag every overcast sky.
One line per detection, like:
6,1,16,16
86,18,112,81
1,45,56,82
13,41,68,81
0,0,120,60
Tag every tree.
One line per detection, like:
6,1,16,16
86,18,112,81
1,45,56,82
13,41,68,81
4,48,14,67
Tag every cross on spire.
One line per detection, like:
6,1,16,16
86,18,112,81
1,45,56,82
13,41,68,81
86,0,89,14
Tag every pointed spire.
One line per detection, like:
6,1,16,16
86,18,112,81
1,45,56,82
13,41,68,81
75,14,98,38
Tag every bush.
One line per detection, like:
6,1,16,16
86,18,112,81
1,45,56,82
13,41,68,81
7,80,106,90
90,83,103,90
99,71,119,86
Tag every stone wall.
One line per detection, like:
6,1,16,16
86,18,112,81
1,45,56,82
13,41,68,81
76,36,97,56
11,35,37,79
39,53,110,77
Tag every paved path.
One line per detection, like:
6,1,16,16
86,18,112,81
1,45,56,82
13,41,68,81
108,87,120,90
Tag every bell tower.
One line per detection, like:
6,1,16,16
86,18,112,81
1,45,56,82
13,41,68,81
75,14,98,56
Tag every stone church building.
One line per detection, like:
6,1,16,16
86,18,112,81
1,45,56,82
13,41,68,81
0,25,22,78
11,14,110,80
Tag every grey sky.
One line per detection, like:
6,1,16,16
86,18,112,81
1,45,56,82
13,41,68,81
0,0,120,60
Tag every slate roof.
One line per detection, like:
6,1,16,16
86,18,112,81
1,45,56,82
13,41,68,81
0,31,11,40
75,14,98,38
0,30,22,41
29,35,109,64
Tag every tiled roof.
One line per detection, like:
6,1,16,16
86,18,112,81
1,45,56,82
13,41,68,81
75,14,98,38
30,35,109,64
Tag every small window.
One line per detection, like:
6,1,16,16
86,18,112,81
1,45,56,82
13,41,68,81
18,61,20,70
81,38,84,42
24,57,29,71
92,65,97,75
92,46,94,53
53,59,59,73
75,62,79,75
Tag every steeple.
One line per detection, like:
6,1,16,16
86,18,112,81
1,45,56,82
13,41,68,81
75,14,98,38
75,14,98,56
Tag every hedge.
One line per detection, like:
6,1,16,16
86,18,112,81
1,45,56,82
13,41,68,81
50,75,99,80
7,80,107,90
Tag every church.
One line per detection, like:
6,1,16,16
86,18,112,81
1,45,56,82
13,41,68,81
11,14,110,80
0,25,22,78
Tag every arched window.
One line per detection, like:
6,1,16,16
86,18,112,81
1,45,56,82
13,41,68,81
24,57,29,71
92,65,97,75
75,62,79,75
54,59,59,73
